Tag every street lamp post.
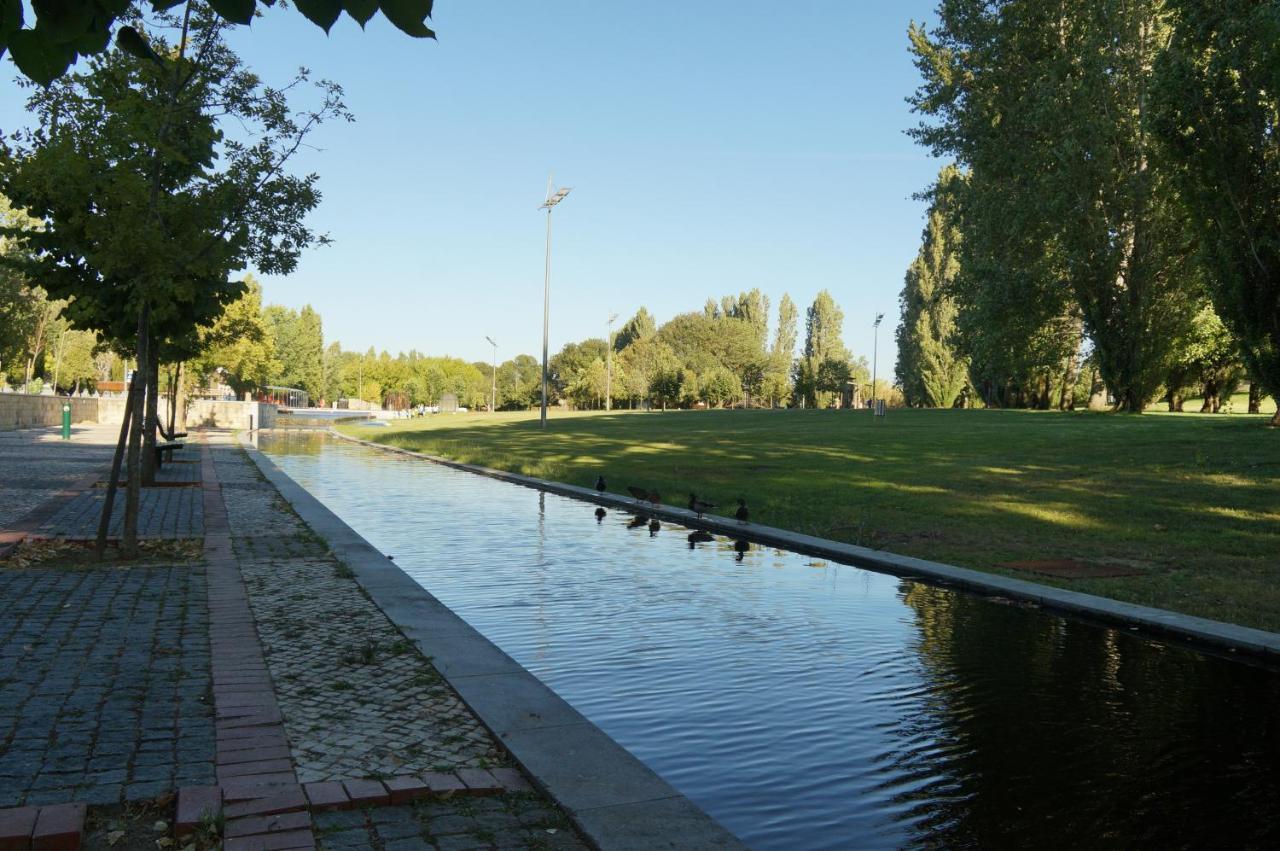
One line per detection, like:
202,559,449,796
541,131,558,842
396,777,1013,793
485,336,498,413
605,313,618,411
872,313,884,408
539,176,572,429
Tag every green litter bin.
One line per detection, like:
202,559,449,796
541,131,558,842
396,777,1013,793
62,402,71,440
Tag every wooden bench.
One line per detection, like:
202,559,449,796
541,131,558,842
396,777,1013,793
155,441,184,468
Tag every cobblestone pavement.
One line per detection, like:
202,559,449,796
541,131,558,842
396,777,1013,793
211,444,500,783
35,487,203,540
0,563,214,807
0,423,118,529
315,796,585,851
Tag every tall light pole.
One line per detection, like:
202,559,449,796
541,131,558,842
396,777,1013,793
605,312,618,412
485,336,498,413
539,175,572,429
872,313,884,407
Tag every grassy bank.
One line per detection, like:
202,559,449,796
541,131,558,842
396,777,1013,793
340,408,1280,632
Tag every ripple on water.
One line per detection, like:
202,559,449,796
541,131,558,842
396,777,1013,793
261,434,1280,851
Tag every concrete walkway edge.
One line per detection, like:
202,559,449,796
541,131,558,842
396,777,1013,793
331,430,1280,664
237,433,747,851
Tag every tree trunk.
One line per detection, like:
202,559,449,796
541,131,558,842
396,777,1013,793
96,371,138,558
122,304,150,559
1248,382,1261,414
142,345,160,485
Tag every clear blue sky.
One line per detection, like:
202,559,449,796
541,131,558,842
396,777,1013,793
3,2,943,370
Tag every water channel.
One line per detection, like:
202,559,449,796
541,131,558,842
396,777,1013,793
259,432,1280,850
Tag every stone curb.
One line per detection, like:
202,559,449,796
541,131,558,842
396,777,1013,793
238,433,747,850
331,429,1280,663
0,802,85,851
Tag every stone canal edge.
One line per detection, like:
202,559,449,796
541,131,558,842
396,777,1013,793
328,429,1280,665
237,433,747,851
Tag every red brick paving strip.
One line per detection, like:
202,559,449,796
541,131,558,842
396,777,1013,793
0,806,38,851
31,803,85,851
200,439,312,849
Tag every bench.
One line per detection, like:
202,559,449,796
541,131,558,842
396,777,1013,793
155,441,184,468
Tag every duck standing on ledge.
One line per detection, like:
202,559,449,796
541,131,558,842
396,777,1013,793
688,493,717,518
627,485,649,503
595,475,607,493
735,498,749,523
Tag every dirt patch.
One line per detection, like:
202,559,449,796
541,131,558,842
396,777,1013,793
998,558,1149,579
3,538,203,568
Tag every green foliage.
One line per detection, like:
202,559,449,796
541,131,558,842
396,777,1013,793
613,307,656,352
190,277,278,396
1153,0,1280,424
910,0,1201,412
2,0,437,86
896,166,969,408
264,303,325,399
698,365,741,407
798,289,847,408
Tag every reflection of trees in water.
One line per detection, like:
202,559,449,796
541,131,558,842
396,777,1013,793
266,431,326,456
886,582,1280,848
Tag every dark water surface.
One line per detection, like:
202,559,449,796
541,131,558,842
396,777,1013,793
259,433,1280,850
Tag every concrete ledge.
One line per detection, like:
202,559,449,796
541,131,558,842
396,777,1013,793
237,434,746,850
332,429,1280,664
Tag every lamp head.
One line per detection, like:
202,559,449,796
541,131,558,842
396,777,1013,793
540,187,572,209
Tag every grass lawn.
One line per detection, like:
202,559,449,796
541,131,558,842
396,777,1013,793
340,408,1280,632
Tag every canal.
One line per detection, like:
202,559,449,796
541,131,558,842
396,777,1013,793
259,432,1280,850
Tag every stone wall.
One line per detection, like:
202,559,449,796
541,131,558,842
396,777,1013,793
0,393,275,431
185,400,276,431
0,394,103,430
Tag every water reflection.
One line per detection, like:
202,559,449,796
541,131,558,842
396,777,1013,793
260,433,1280,850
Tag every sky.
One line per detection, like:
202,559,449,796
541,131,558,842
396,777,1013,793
1,1,943,371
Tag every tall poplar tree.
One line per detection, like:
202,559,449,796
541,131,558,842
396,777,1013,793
897,165,969,408
1154,0,1280,424
762,293,798,407
799,290,848,408
910,0,1199,411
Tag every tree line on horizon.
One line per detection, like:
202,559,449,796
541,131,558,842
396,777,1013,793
183,284,894,413
894,0,1279,424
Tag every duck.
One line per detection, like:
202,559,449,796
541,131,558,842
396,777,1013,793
594,507,607,523
627,485,649,502
627,515,648,530
648,518,661,535
687,530,715,545
595,475,607,493
688,493,717,518
646,490,662,507
733,539,750,562
735,498,749,523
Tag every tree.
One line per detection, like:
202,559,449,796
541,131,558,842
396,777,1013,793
614,307,656,351
896,166,969,408
3,0,438,86
1154,0,1280,424
762,293,798,407
910,1,1200,412
0,7,345,554
264,303,325,400
190,278,278,397
799,290,847,407
699,366,741,408
815,358,852,407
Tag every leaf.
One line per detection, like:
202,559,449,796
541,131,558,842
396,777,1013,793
0,0,22,38
71,21,111,55
207,0,256,26
31,0,95,43
8,28,74,84
148,0,185,10
295,0,341,34
380,0,435,39
106,830,126,847
342,0,377,28
115,25,161,65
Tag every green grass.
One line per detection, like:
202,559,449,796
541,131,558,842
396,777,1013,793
340,408,1280,632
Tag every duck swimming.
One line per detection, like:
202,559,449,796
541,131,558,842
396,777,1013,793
687,530,715,545
627,515,648,530
648,518,661,535
595,507,607,523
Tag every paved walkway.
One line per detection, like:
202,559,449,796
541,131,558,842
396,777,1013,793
0,423,118,531
0,428,587,850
